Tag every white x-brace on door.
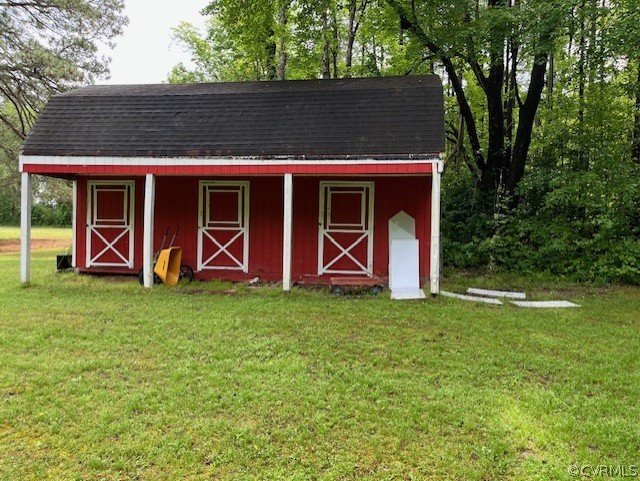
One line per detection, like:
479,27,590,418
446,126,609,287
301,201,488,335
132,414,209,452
197,181,250,272
318,181,374,276
86,181,135,268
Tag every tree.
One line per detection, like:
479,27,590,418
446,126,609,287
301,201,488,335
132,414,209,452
608,0,640,163
0,0,126,224
0,104,21,224
169,18,252,83
384,0,568,202
199,0,282,81
171,0,388,82
0,0,127,140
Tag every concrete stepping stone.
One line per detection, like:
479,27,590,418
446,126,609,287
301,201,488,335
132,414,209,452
441,291,503,305
466,287,526,299
510,300,580,308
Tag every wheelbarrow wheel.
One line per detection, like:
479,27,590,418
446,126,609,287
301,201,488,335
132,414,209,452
331,285,345,296
179,264,195,283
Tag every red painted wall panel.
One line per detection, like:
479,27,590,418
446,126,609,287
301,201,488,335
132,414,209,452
249,177,284,277
291,177,321,278
371,176,432,281
153,177,199,271
24,162,435,176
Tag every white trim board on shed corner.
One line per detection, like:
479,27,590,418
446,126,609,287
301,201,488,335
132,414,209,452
510,300,580,308
466,287,526,299
440,291,503,305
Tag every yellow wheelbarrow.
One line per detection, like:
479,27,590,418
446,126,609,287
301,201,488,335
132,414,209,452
154,246,184,285
138,228,194,285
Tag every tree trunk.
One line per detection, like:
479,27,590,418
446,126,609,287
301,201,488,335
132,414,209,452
386,0,549,201
345,0,357,77
331,7,339,78
264,25,278,80
483,0,507,192
484,62,507,193
506,53,548,196
547,49,554,104
321,6,331,79
385,0,486,176
277,1,288,80
633,61,640,164
577,0,587,169
504,40,518,164
444,63,486,176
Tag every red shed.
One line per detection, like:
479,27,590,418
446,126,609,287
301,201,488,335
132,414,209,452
19,76,444,293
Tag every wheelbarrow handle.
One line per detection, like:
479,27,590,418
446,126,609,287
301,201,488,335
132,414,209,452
158,228,170,252
168,226,179,248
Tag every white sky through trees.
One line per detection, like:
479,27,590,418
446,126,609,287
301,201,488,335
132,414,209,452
99,0,208,84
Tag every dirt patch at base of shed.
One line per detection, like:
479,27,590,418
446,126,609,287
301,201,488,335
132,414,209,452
0,239,69,253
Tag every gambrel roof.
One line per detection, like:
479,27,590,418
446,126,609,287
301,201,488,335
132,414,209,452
21,75,445,159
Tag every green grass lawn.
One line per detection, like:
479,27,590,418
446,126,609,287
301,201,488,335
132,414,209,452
0,225,73,241
1,232,639,480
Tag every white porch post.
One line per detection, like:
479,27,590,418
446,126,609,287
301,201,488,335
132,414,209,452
20,173,32,284
282,173,293,291
142,174,156,288
430,162,442,295
71,179,77,267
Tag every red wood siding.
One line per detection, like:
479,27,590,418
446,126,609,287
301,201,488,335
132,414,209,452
153,177,199,271
75,175,431,283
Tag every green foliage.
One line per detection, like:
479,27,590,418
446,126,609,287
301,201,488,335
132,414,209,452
442,159,640,284
441,172,493,269
0,191,19,225
172,0,414,82
0,0,127,139
31,202,72,227
474,161,640,284
159,0,633,285
437,0,640,285
0,106,21,225
170,17,266,83
204,0,280,80
0,0,125,227
0,194,72,227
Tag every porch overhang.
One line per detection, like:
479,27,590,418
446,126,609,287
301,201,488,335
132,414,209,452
19,155,441,176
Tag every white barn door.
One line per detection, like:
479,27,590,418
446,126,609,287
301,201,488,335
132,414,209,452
198,181,250,272
86,181,135,268
318,181,374,276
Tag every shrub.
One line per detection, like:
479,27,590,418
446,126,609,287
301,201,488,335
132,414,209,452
440,162,640,284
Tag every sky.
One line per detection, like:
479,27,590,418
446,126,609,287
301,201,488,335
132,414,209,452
99,0,209,85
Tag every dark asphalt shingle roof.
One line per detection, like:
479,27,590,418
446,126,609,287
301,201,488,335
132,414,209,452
21,75,445,158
